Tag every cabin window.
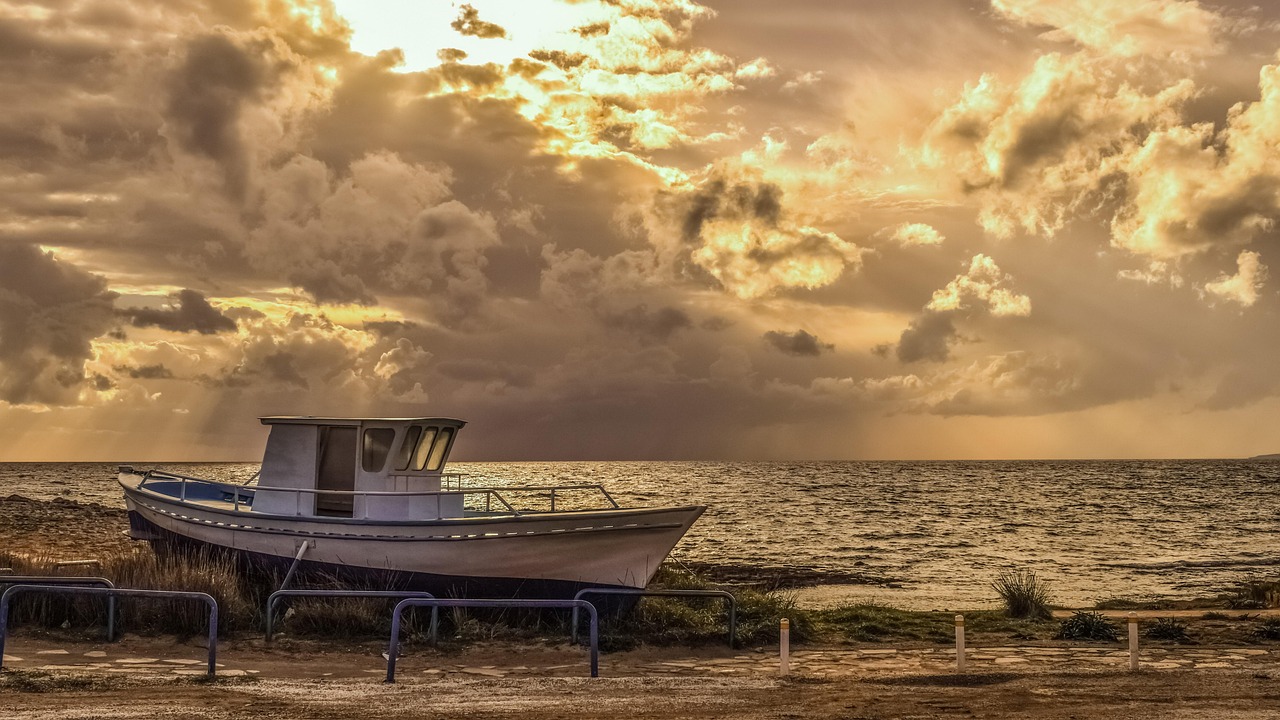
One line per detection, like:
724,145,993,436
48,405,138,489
411,427,439,471
426,427,453,471
361,428,396,472
395,425,422,471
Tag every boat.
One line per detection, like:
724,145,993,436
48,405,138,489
119,416,705,597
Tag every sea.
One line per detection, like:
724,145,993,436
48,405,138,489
5,459,1280,610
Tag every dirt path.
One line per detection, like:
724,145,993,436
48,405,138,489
6,662,1280,719
6,635,1280,719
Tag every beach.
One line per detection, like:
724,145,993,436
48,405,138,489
6,493,1280,717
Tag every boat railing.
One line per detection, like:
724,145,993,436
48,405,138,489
136,470,620,520
470,485,621,513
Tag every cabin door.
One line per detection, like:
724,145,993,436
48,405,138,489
315,426,357,517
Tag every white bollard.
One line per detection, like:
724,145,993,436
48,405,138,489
955,614,966,673
1128,612,1139,671
779,617,790,676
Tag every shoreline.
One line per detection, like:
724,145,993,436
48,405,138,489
2,493,1275,613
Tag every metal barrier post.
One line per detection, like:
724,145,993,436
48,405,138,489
266,589,438,644
386,598,598,682
572,588,737,647
0,577,117,642
0,585,217,676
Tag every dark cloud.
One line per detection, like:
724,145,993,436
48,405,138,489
0,244,117,404
529,49,588,70
895,311,956,363
164,32,292,199
602,305,693,340
436,359,535,388
681,178,783,242
452,5,508,40
1198,367,1279,411
119,289,238,335
115,364,176,380
763,329,834,356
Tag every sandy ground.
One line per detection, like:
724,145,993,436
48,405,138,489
5,658,1280,719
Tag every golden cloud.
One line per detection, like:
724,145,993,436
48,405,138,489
1202,250,1269,307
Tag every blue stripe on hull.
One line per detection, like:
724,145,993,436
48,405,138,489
127,510,635,600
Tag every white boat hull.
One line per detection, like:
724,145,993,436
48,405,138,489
121,474,703,595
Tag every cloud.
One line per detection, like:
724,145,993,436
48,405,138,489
0,245,117,405
452,5,508,40
1109,55,1280,262
884,222,944,246
247,152,499,320
114,364,176,380
602,305,693,341
1202,250,1268,307
991,0,1222,58
921,51,1194,239
119,289,238,334
892,254,1029,363
763,329,834,357
162,29,322,202
927,254,1031,317
666,170,863,299
894,312,958,364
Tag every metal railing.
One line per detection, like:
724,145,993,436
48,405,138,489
571,588,738,647
136,470,621,519
0,585,218,677
385,598,600,681
0,577,117,641
265,590,439,643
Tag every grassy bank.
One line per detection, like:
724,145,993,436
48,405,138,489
4,548,1280,650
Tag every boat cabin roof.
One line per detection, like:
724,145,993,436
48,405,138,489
261,416,466,427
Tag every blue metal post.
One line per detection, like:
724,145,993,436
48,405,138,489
0,585,218,676
385,598,599,682
0,577,117,642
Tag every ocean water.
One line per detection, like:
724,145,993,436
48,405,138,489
5,460,1280,609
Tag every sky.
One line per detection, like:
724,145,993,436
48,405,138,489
2,0,1280,461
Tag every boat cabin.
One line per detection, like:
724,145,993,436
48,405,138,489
250,416,466,521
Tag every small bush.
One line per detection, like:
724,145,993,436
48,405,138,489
1142,617,1191,643
992,570,1052,620
1252,618,1280,641
1201,611,1230,620
1056,611,1118,641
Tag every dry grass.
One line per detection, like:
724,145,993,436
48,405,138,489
991,570,1053,620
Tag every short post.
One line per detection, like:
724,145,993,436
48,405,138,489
955,614,966,673
779,617,790,676
1128,612,1138,671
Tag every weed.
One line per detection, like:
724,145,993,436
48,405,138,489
991,570,1052,620
1056,611,1118,641
1142,617,1191,643
1252,618,1280,641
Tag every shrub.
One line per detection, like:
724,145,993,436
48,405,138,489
1142,617,1191,643
1252,618,1280,641
1056,611,1118,641
992,570,1052,620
